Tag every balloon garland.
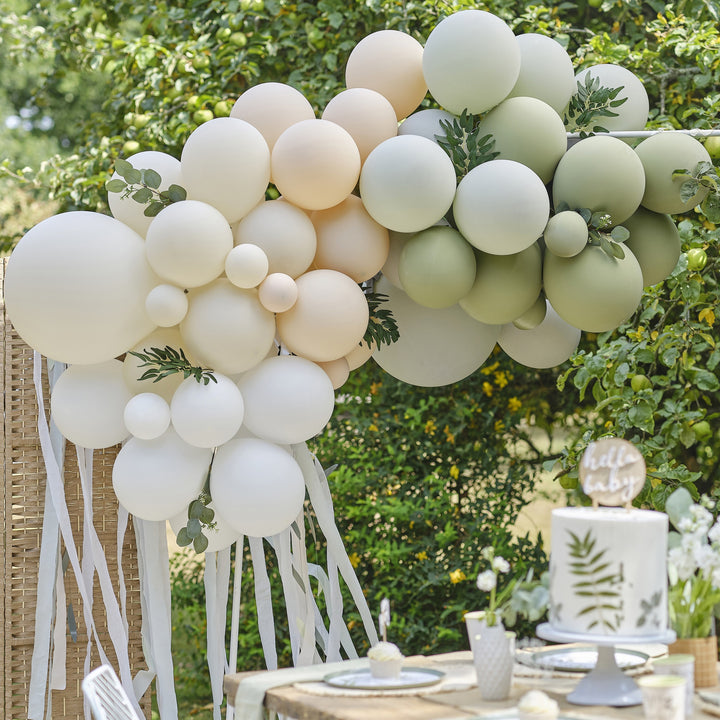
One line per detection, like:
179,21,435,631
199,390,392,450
4,7,720,720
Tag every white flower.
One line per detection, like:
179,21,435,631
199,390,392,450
679,505,713,537
477,569,497,592
708,521,720,547
492,556,510,574
480,546,494,562
669,545,697,582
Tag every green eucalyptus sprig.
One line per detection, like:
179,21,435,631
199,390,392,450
563,74,628,137
435,109,499,182
176,455,217,554
364,292,399,350
555,201,629,259
673,160,720,223
106,158,187,217
128,345,217,385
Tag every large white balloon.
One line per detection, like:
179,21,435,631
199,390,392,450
51,360,132,449
372,276,500,387
237,355,335,445
4,212,157,364
112,428,211,521
499,301,581,369
170,502,241,553
210,438,306,538
181,117,270,223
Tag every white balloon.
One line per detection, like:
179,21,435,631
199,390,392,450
170,502,241,553
145,284,189,327
4,212,157,364
145,200,233,288
181,117,270,223
170,373,245,448
372,276,500,387
112,428,211,521
210,438,306,538
499,301,581,369
123,392,171,440
237,355,335,444
398,109,457,143
51,360,132,449
107,151,183,237
258,273,298,313
225,244,269,289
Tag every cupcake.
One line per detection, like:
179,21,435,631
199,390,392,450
367,641,404,679
517,690,559,720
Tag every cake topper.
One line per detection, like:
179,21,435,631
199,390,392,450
579,437,645,508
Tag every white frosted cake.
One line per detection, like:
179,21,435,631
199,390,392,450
548,507,668,637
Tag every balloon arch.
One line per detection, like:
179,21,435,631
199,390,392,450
4,8,718,720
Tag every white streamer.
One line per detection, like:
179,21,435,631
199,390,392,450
205,548,232,720
226,538,244,720
249,537,277,670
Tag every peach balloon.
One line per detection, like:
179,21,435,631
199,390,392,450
271,119,361,211
230,82,316,151
344,339,375,371
258,273,298,313
381,230,415,289
234,199,317,278
321,88,398,162
317,358,350,390
345,30,427,121
311,194,390,283
276,269,369,362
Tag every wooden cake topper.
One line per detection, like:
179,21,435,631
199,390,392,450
579,437,645,508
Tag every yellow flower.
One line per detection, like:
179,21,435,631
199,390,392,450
416,551,428,561
348,553,361,568
494,419,505,432
605,420,613,429
449,569,466,584
482,381,493,397
449,464,459,479
699,308,715,326
480,361,499,376
370,382,382,395
368,423,378,432
425,419,437,435
651,330,659,341
704,220,716,231
494,371,508,388
508,397,522,412
443,424,455,444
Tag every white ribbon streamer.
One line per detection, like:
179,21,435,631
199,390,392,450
226,538,245,720
249,537,277,670
205,548,232,720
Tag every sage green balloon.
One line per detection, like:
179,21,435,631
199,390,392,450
477,97,567,184
512,294,547,330
635,132,711,215
623,207,681,286
543,244,643,332
399,226,476,308
459,243,542,325
552,136,646,226
543,210,589,258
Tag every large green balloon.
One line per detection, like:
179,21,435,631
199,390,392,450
459,243,543,325
477,96,567,184
544,244,644,332
552,136,646,226
399,226,476,308
623,207,681,286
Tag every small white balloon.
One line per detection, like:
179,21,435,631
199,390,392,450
145,284,189,327
123,392,171,440
398,109,457,143
170,373,245,448
258,273,298,313
225,244,270,289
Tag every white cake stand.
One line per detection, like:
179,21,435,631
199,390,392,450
536,623,676,707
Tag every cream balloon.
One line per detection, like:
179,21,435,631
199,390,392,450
257,273,297,313
276,269,369,362
635,132,712,214
145,200,232,288
311,194,390,283
381,231,414,289
145,284,189,327
112,428,211,521
123,392,171,440
345,29,427,121
422,10,520,114
209,438,306,538
575,65,649,131
180,279,276,375
230,82,315,151
225,244,269,289
271,119,361,211
170,373,245,448
316,358,350,390
344,339,375,371
476,97,567,184
234,199,317,278
499,300,581,368
507,34,576,114
398,109,457,143
170,503,241,553
372,276,500,387
453,160,550,255
51,360,132,449
4,211,157,365
237,355,335,444
321,88,398,162
552,136,646,226
359,135,457,233
623,207,681,286
107,151,183,237
180,117,270,223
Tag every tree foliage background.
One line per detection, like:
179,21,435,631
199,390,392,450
1,0,719,716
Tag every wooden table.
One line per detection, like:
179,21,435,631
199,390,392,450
224,651,715,720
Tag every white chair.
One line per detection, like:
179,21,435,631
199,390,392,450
81,665,141,720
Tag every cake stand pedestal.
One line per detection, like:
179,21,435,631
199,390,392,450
536,623,676,707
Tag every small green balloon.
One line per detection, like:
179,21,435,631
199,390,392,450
623,207,681,286
512,294,547,329
543,211,589,258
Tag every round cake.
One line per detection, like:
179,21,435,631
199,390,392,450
548,506,668,637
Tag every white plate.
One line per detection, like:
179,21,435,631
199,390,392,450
518,646,649,673
323,666,444,690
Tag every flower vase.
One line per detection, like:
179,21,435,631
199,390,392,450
470,620,516,701
668,636,718,688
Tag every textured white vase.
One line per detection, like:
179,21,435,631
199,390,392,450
470,620,515,701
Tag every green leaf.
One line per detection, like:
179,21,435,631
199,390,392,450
665,487,694,529
176,527,192,547
186,517,202,539
189,500,205,519
610,226,629,242
701,193,720,223
142,168,162,189
200,507,215,524
679,179,700,204
144,201,165,217
167,184,187,202
610,241,625,259
105,178,126,193
193,533,209,553
132,188,153,203
115,158,134,178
